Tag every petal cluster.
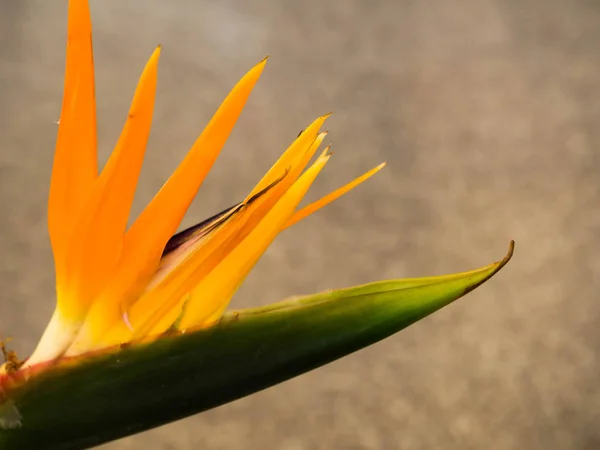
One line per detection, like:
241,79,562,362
24,0,384,367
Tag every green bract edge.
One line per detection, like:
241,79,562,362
0,241,513,450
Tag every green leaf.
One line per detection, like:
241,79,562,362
0,241,513,450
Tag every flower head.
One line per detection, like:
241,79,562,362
15,0,384,370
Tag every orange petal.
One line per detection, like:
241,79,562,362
120,58,268,298
28,47,161,366
62,46,161,316
64,60,267,350
284,162,386,229
71,173,285,352
48,0,97,286
64,201,245,355
157,127,326,267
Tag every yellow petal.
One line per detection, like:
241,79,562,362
245,115,330,200
178,153,332,330
96,152,329,348
284,162,386,229
155,128,327,276
125,120,328,332
151,130,327,285
48,0,97,286
149,152,332,335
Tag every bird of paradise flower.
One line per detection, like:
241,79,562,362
0,0,512,448
6,1,383,371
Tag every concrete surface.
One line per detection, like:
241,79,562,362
1,0,599,449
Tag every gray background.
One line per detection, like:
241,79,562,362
1,0,599,449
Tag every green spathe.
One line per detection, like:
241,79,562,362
0,242,513,450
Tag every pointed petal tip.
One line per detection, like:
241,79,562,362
141,46,161,77
319,144,332,158
320,151,332,162
253,57,269,76
283,160,387,230
240,56,268,82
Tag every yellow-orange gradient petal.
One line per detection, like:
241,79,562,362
245,115,330,200
70,176,282,352
150,128,326,284
92,198,261,347
95,139,328,349
63,60,268,354
65,201,245,356
95,127,327,344
147,152,332,337
283,162,386,229
150,130,328,285
127,118,329,327
179,154,332,330
122,175,291,341
61,46,161,315
114,59,267,309
24,47,161,367
48,0,97,287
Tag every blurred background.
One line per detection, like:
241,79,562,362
1,0,599,448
